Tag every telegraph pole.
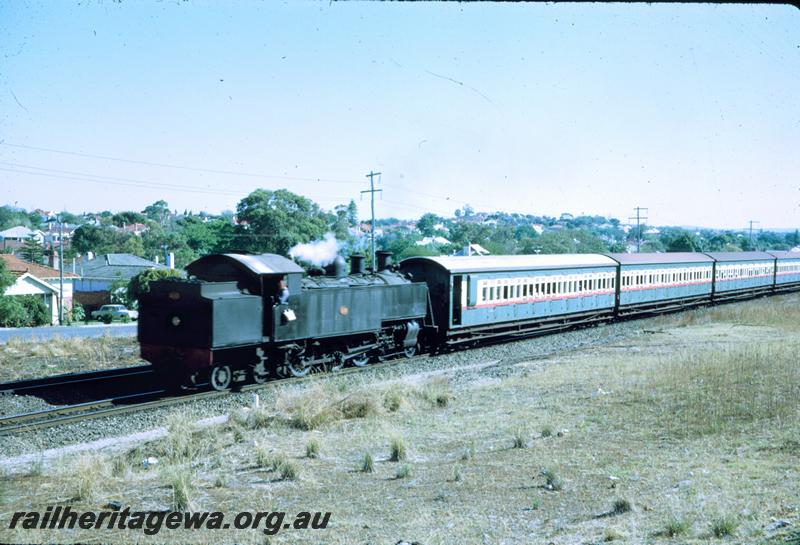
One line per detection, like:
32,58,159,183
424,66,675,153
361,171,382,271
747,220,760,249
628,207,648,253
58,217,64,325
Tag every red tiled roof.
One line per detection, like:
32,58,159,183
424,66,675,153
0,254,78,279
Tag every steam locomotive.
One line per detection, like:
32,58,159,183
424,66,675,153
138,250,800,390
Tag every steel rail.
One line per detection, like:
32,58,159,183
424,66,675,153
0,366,154,395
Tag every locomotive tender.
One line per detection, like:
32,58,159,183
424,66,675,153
138,250,800,390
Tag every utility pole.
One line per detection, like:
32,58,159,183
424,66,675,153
361,171,382,271
58,217,64,325
747,220,760,249
628,207,648,253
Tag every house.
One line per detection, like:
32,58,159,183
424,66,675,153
0,254,79,324
73,253,166,312
0,226,45,252
416,236,452,247
454,243,490,256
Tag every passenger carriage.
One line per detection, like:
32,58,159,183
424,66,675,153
705,252,776,301
605,252,714,316
768,251,800,292
399,255,618,345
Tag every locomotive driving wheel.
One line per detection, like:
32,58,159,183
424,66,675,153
403,344,418,358
209,364,232,391
251,360,269,384
351,351,370,367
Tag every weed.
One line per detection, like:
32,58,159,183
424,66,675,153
71,454,103,501
395,464,412,479
611,498,632,515
163,466,195,511
540,425,553,438
279,460,299,481
164,412,200,461
305,438,320,459
512,427,528,449
603,528,623,541
451,465,462,482
361,452,374,473
540,468,563,491
662,515,690,537
382,383,406,412
418,378,453,407
711,515,738,538
389,435,407,462
460,441,476,461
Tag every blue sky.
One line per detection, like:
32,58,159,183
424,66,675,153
1,1,798,229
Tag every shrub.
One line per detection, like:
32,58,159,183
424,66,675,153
395,464,412,479
711,515,738,538
279,460,299,481
164,466,195,511
389,436,407,462
418,378,453,407
72,455,102,501
512,427,528,449
305,438,320,459
611,499,632,514
361,452,374,473
460,441,476,461
663,516,690,537
71,303,85,323
540,468,563,491
382,384,406,412
540,425,553,438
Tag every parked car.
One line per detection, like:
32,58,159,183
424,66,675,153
91,304,139,321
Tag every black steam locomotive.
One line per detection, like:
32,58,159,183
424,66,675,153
138,251,428,389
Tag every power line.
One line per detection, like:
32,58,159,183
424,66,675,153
628,206,648,253
0,141,363,185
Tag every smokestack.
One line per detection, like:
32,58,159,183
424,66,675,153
326,255,346,278
376,250,393,271
350,254,366,275
167,252,175,270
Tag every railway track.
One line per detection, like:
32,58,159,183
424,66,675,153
0,356,426,436
0,365,155,396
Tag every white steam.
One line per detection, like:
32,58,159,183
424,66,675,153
289,233,342,267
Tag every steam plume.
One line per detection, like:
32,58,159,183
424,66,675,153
289,233,341,266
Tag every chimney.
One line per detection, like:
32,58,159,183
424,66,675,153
350,254,366,275
49,249,59,270
167,252,175,270
154,256,159,264
87,251,94,261
376,250,393,271
325,256,346,278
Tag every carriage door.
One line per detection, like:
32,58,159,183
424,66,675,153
452,275,463,325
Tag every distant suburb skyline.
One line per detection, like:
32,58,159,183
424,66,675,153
1,2,798,229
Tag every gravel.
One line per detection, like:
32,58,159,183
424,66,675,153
0,317,662,462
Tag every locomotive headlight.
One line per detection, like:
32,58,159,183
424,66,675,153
168,291,181,301
171,316,182,327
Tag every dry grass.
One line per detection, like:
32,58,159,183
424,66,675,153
162,465,195,511
70,454,106,502
4,294,800,544
0,335,142,382
632,343,800,437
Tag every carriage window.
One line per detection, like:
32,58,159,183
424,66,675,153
482,287,487,302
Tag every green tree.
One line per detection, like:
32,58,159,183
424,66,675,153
235,189,332,255
143,200,170,225
111,211,147,228
19,234,45,263
664,231,700,252
416,213,442,237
